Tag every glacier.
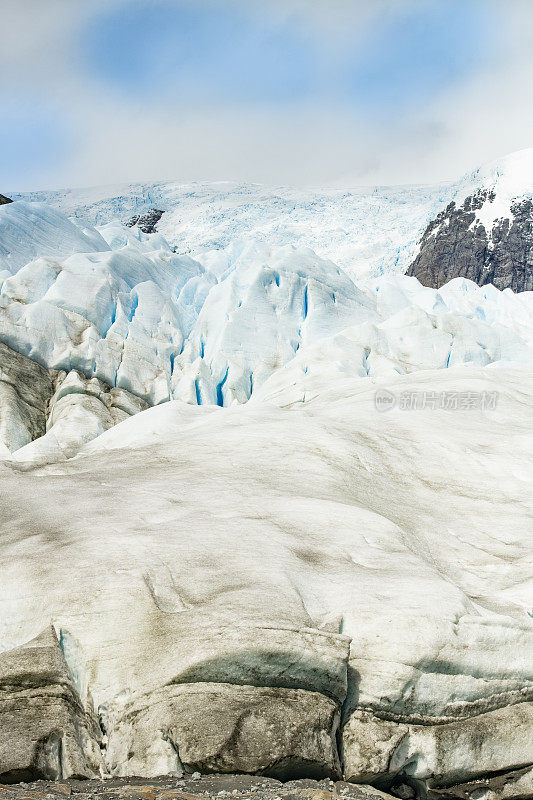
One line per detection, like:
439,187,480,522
0,150,532,793
12,181,454,280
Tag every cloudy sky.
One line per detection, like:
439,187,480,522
3,0,533,190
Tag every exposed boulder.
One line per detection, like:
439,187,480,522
0,194,13,205
343,704,533,792
0,627,102,782
106,682,342,779
407,190,533,292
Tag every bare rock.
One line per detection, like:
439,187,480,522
106,682,342,780
282,783,394,800
126,210,164,234
0,627,102,782
0,195,12,205
407,190,533,292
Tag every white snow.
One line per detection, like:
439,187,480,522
462,147,533,205
13,181,455,281
0,201,109,278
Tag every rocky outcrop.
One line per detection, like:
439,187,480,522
0,340,148,460
126,209,165,234
103,625,350,779
0,628,102,782
107,683,342,780
342,704,533,792
0,194,13,205
0,340,53,451
407,190,533,291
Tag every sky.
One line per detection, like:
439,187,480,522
2,0,533,190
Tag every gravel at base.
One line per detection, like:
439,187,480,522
0,774,394,800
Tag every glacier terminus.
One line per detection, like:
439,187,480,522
0,150,532,798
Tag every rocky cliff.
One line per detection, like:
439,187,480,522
126,208,165,234
407,189,533,292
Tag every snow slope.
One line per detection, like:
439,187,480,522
0,201,109,278
458,147,533,225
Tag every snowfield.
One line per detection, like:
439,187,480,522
13,181,454,279
0,151,532,789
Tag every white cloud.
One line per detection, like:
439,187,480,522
3,0,533,190
0,1,92,89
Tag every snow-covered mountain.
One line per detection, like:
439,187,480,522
408,149,533,291
0,151,532,792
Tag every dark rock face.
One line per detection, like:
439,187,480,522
0,340,148,455
0,339,53,450
126,209,164,234
0,194,13,205
0,628,102,782
407,189,533,292
107,682,342,780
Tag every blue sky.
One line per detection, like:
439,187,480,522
84,0,487,110
1,0,530,190
1,99,71,188
345,2,487,113
85,2,315,104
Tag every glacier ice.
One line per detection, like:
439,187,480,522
0,201,109,278
2,198,533,430
0,149,532,788
1,368,532,783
